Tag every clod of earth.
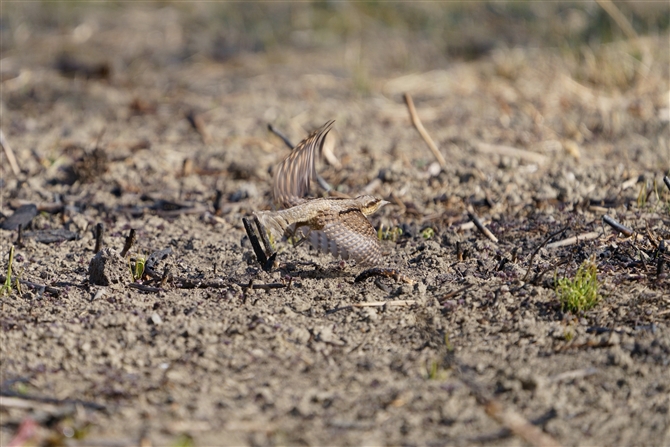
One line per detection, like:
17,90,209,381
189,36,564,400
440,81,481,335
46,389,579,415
89,248,130,286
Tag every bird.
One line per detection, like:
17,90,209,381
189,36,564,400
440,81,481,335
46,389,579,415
254,120,388,266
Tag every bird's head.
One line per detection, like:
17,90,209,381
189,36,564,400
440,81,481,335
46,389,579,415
357,195,389,216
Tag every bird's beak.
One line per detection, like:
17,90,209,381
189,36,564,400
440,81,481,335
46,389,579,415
380,200,390,208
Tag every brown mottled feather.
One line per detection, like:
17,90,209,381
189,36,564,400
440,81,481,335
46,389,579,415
308,209,381,265
272,120,335,208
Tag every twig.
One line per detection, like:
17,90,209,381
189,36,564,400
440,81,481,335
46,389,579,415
595,0,638,41
0,130,21,176
547,367,598,383
0,392,105,412
602,215,633,237
468,210,498,243
403,93,448,171
94,223,104,254
234,282,286,290
354,267,415,285
438,284,474,302
473,141,548,165
119,229,136,257
185,110,211,144
328,299,417,314
16,224,23,247
353,299,416,308
523,226,568,282
128,283,162,293
0,273,61,296
663,176,670,192
545,231,602,250
268,123,294,150
456,365,562,447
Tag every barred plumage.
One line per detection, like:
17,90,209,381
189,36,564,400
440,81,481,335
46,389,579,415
272,120,335,208
256,121,387,266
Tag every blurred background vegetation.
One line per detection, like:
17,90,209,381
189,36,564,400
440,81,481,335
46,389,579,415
1,1,668,111
4,1,668,68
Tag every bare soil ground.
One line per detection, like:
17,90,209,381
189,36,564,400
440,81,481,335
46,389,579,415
1,4,669,446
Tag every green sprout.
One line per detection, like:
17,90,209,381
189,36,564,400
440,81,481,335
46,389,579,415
377,224,403,242
555,257,601,313
1,246,14,297
130,254,146,281
421,227,435,239
637,181,648,208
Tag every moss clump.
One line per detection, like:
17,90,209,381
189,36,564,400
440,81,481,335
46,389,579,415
556,258,601,313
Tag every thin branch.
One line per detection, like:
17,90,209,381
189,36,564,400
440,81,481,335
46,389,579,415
468,210,498,243
595,0,638,41
545,231,602,250
523,226,568,282
94,223,104,254
354,267,415,285
0,130,21,176
119,229,136,257
473,141,548,165
403,93,448,171
602,215,633,237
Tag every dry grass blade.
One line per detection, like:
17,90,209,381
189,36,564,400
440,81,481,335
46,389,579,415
473,141,548,165
403,93,448,171
595,0,638,41
0,130,21,177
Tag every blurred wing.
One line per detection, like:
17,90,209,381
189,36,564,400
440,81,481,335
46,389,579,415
272,120,335,208
308,210,382,265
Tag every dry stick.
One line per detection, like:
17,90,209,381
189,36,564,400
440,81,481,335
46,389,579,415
268,123,294,150
547,367,598,383
0,275,60,296
457,367,562,447
595,0,638,41
0,130,21,177
15,224,23,247
94,223,104,254
328,299,417,314
0,391,106,412
545,231,602,249
185,110,211,144
473,141,548,165
352,300,416,308
403,93,448,171
354,267,415,285
602,215,633,237
522,226,568,282
128,283,162,293
438,284,474,302
119,229,136,257
467,210,498,243
663,176,670,192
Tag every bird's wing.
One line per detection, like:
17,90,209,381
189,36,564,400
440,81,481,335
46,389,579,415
272,120,335,208
308,209,382,265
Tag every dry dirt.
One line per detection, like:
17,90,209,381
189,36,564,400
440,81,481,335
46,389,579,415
1,4,669,447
